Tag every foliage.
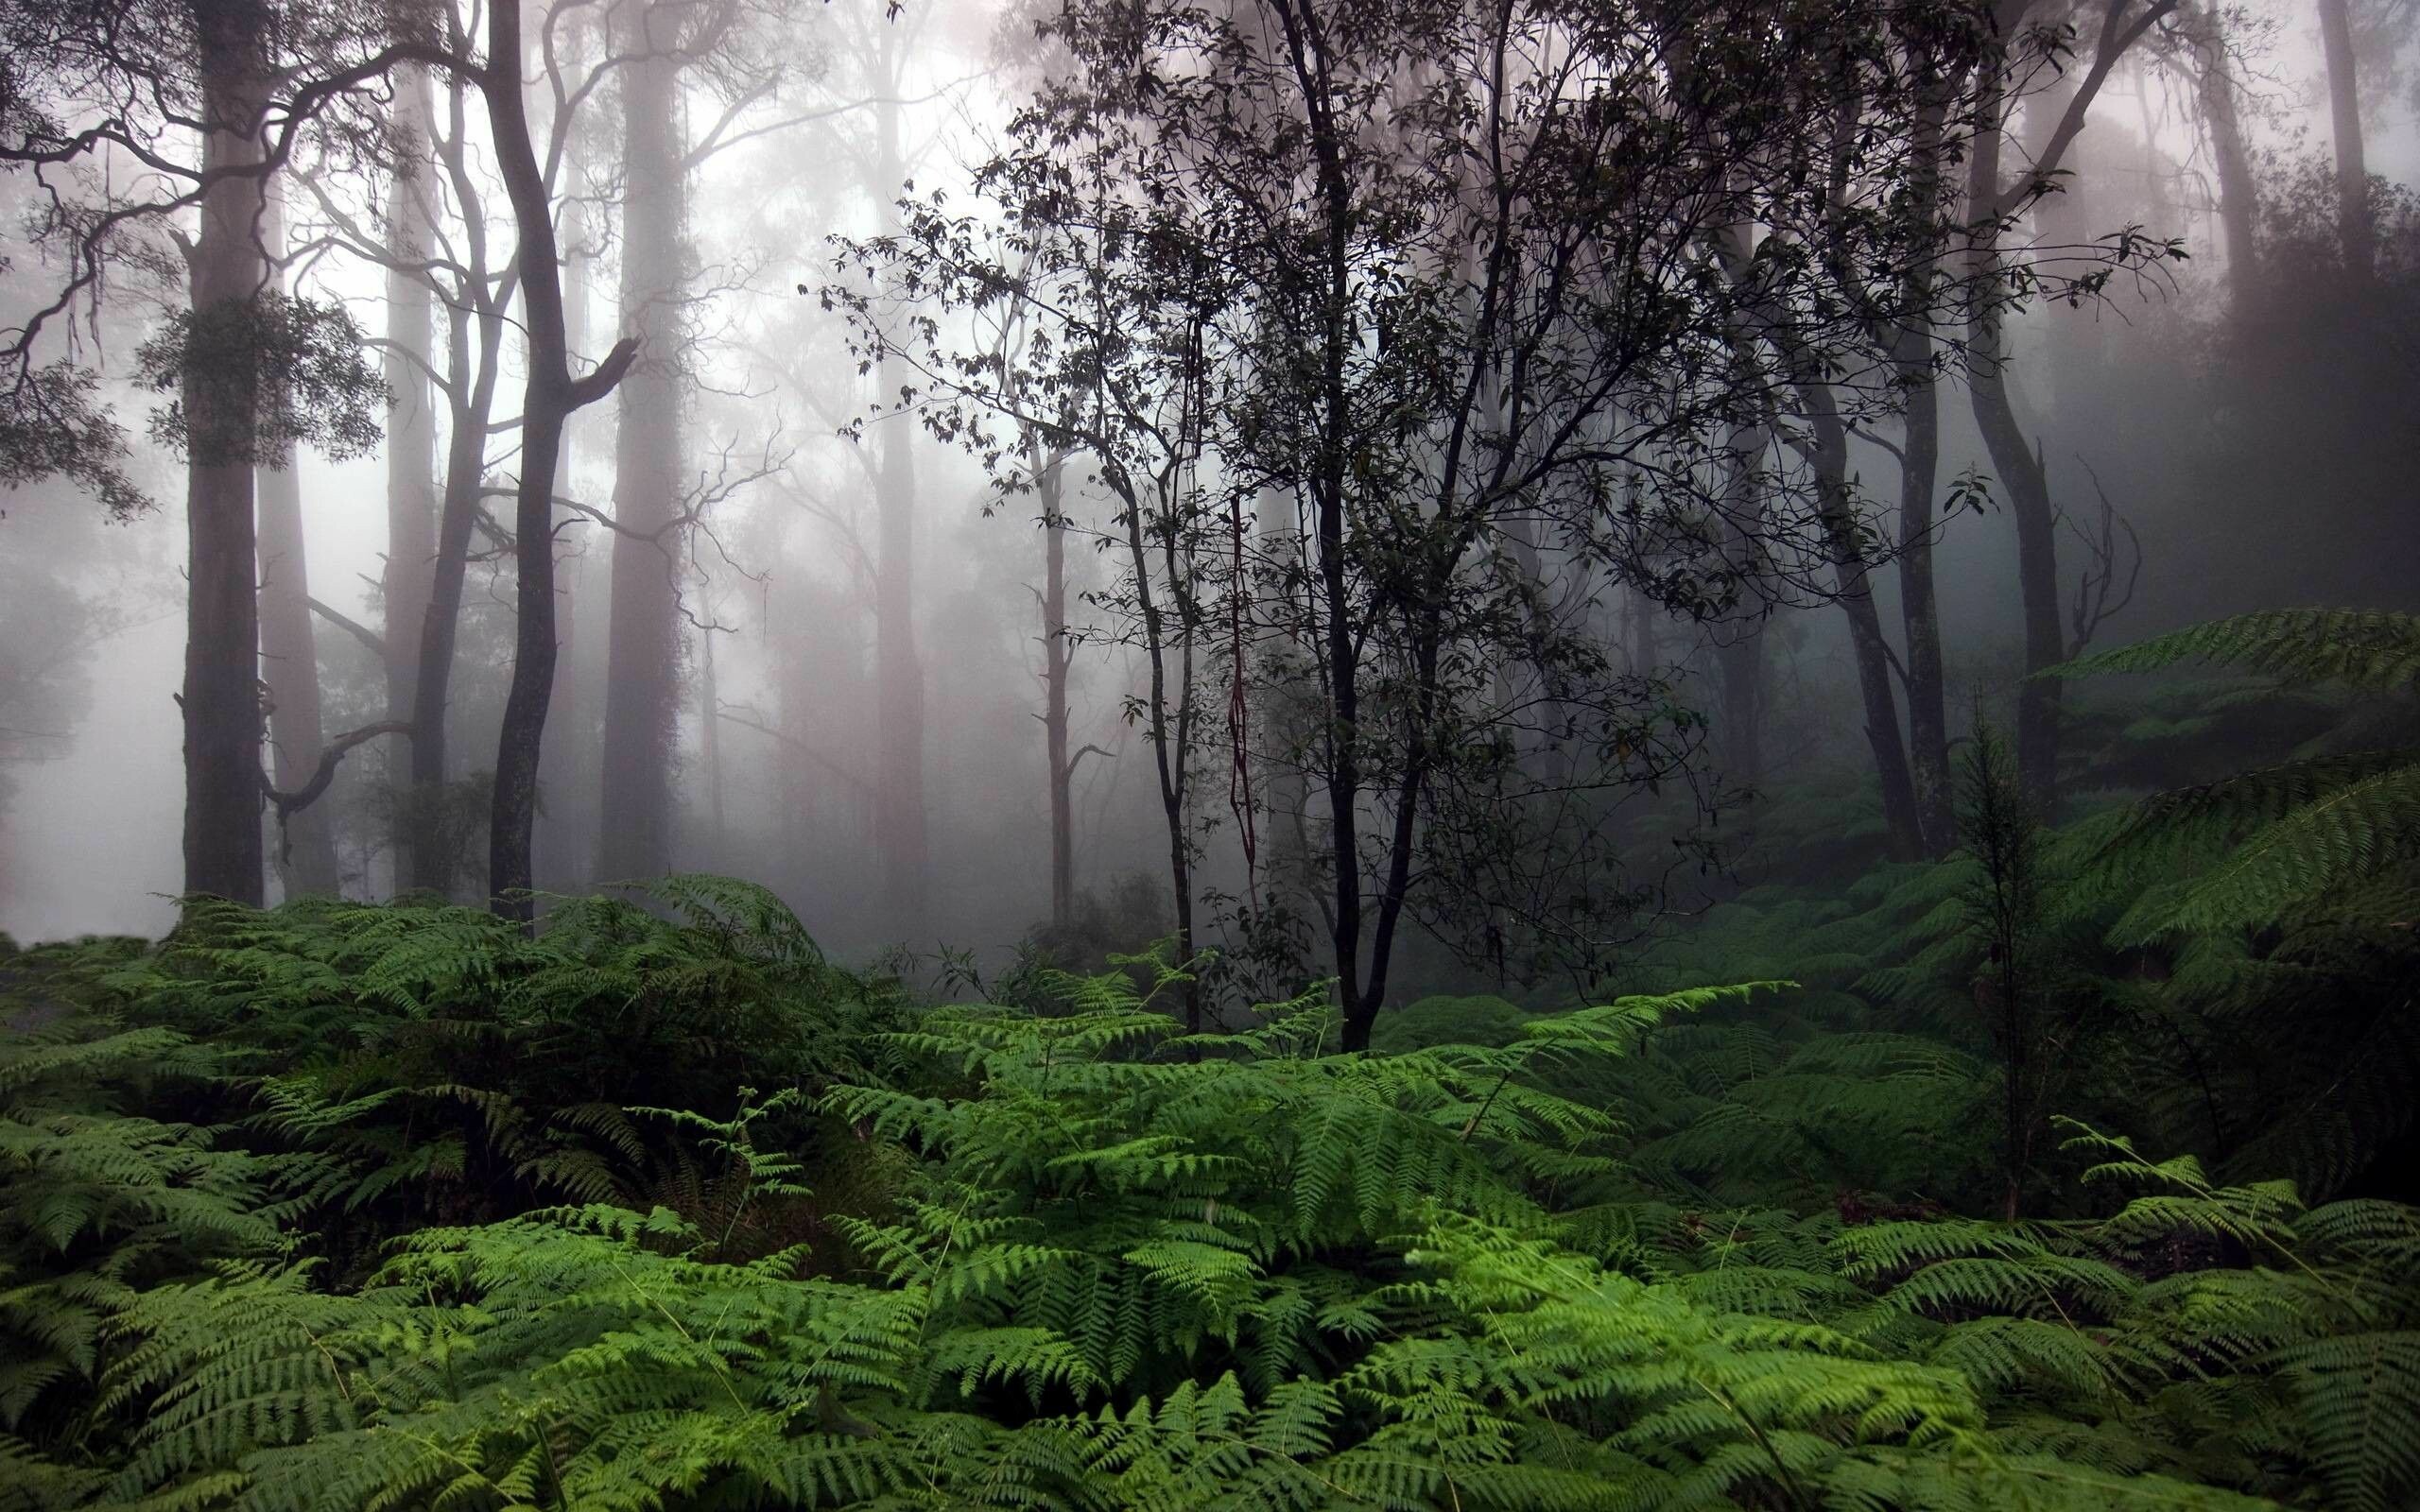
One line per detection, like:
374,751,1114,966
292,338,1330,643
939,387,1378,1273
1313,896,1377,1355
3,868,2415,1509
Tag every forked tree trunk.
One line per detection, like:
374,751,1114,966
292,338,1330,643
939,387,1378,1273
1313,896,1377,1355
482,0,637,920
180,0,272,907
1968,45,2067,805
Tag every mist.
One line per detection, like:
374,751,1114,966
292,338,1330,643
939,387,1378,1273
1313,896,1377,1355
9,0,2420,1499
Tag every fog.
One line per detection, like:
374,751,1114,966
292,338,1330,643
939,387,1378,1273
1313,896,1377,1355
4,0,2416,1008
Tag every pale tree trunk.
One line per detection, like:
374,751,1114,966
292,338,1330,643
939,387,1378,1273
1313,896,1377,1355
597,3,685,882
2316,0,2371,280
180,0,271,907
540,98,595,894
1037,449,1076,926
253,189,341,897
382,63,439,896
870,72,928,931
484,0,638,920
2185,2,2260,307
873,373,929,926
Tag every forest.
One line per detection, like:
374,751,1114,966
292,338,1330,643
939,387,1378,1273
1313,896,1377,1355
3,0,2419,1505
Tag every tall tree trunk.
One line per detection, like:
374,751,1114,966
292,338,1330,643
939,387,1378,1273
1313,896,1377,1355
1037,450,1076,926
596,5,685,882
1896,87,1955,856
2186,2,2259,308
180,0,271,906
406,265,504,896
870,77,929,931
483,0,637,921
698,601,726,845
1714,427,1771,791
1968,43,2066,804
2316,0,2371,281
540,105,594,894
383,63,439,896
1808,387,1925,862
254,190,341,897
873,384,929,927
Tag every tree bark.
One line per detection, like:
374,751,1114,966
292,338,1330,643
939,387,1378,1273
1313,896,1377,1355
1037,449,1076,926
1809,388,1926,862
540,85,596,895
1895,88,1955,856
179,0,272,907
2316,0,2371,281
382,62,439,895
1967,22,2064,804
401,57,512,898
481,0,638,921
870,76,929,932
2186,1,2260,309
596,3,686,882
253,190,342,897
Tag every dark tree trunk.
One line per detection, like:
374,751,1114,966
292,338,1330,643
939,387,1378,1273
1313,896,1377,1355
596,9,685,882
482,0,636,921
1895,89,1955,856
383,63,439,894
180,0,271,906
254,191,341,897
2316,0,2371,281
405,263,504,896
1968,50,2066,805
1804,378,1925,862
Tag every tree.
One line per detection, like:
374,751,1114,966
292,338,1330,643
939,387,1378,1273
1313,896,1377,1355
2315,0,2371,283
477,0,639,920
1962,0,2182,804
253,188,343,897
847,0,2030,1045
596,0,785,883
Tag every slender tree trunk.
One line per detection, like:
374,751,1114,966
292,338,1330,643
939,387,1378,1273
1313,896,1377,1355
1967,54,2066,804
383,63,439,895
1037,450,1076,926
180,0,271,906
869,78,929,931
540,108,593,894
253,192,341,897
1896,88,1955,856
1802,376,1925,861
597,7,685,882
483,0,637,920
1714,428,1771,790
2316,0,2371,281
699,604,726,844
2186,2,2260,309
406,283,503,895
